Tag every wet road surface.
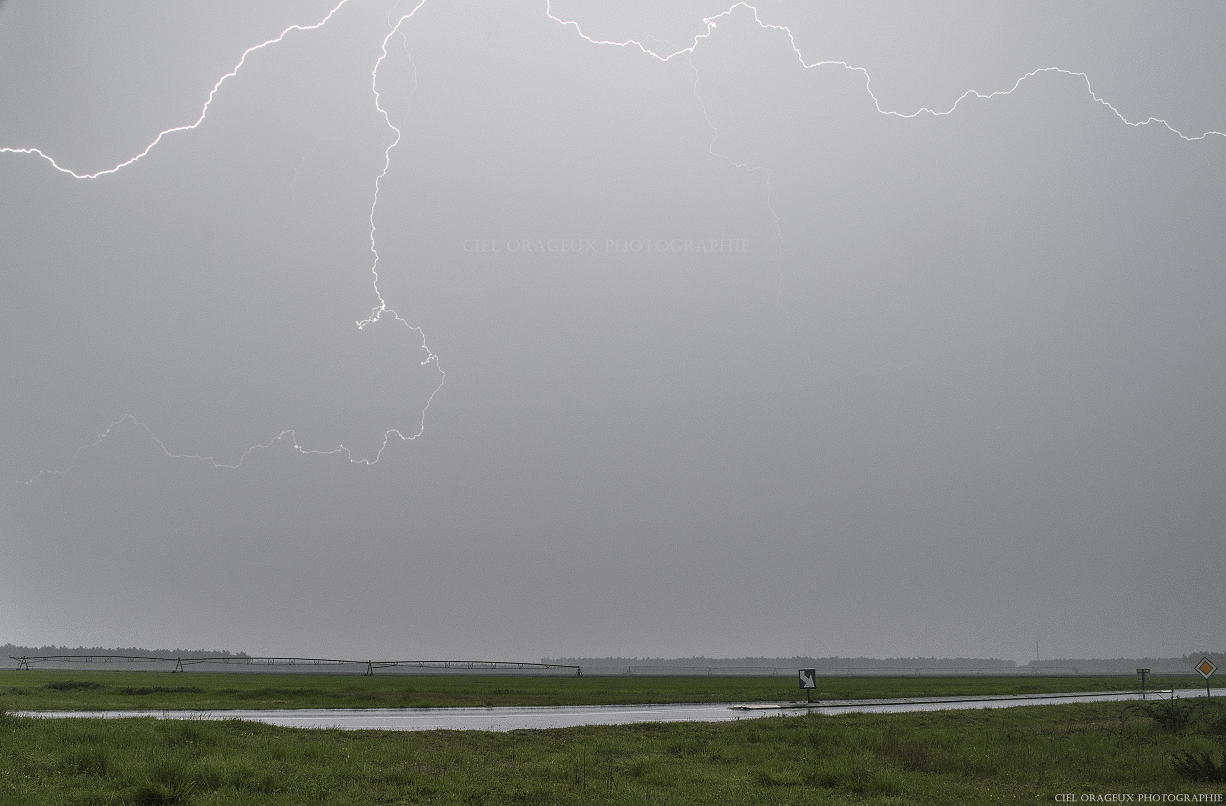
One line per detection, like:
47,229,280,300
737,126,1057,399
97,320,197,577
21,688,1205,731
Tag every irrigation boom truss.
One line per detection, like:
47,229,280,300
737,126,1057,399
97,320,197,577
10,655,582,676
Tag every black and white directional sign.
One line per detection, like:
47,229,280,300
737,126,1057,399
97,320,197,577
798,668,816,689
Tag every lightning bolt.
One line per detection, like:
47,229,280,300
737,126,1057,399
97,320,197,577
351,0,446,456
546,1,1226,141
9,0,444,484
9,1,1223,483
1,1,352,179
547,0,1224,374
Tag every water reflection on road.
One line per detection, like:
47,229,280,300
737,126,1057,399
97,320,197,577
23,689,1209,732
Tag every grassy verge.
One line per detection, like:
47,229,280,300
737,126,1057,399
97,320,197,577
2,698,1225,804
0,670,1210,712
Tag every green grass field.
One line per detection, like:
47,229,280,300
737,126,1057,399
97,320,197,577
3,672,1223,804
0,669,1209,711
2,696,1225,804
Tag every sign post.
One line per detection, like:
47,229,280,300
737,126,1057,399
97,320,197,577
798,668,816,703
1196,657,1217,697
1136,668,1150,694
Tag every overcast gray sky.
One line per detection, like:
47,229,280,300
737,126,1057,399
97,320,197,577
2,0,1223,663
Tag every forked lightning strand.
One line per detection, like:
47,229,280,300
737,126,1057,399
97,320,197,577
547,0,1224,376
546,0,1226,142
1,1,351,178
10,1,1223,483
11,0,443,484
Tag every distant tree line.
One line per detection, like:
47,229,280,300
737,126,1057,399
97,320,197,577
544,653,1226,675
2,644,249,659
1020,652,1226,675
542,655,1020,672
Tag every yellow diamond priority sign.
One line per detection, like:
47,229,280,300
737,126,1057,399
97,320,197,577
1197,657,1217,679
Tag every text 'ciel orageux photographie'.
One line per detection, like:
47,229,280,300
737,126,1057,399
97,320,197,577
461,237,751,254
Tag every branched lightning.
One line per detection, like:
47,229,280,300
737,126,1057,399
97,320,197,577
545,0,1226,142
10,1,1222,483
547,0,1224,374
29,414,393,481
11,0,444,484
345,0,446,461
359,1,427,335
0,1,353,179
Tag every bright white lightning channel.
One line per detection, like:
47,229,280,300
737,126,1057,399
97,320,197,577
546,1,1226,142
547,0,1225,375
1,2,351,178
8,0,443,484
9,1,1223,483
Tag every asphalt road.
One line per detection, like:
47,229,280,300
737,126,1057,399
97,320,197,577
19,688,1209,731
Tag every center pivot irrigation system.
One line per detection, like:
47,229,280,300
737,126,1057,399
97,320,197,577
10,655,582,676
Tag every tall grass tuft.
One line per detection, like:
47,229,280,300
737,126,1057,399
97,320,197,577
122,752,197,805
43,680,103,692
1172,747,1226,783
1127,697,1195,733
59,745,111,776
